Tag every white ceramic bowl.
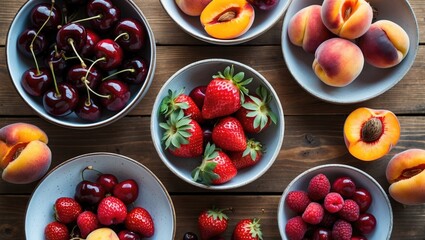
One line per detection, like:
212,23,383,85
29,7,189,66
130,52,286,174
25,152,176,239
160,0,291,45
6,0,156,129
281,0,419,104
150,58,285,189
278,164,393,239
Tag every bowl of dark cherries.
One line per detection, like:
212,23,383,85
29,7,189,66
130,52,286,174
6,0,156,129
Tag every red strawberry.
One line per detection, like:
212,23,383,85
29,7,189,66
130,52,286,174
160,110,204,158
44,221,69,240
192,143,237,185
160,88,203,123
125,207,155,238
54,197,82,224
97,196,128,225
235,85,278,133
212,116,247,151
228,138,264,170
77,210,100,238
202,65,251,119
232,218,263,240
197,208,229,240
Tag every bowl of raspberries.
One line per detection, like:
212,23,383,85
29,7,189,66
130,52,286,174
150,58,285,190
6,0,156,129
278,164,393,240
25,152,175,239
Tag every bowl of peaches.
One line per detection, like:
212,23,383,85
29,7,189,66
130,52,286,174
160,0,291,44
150,58,285,189
281,0,419,103
6,0,156,129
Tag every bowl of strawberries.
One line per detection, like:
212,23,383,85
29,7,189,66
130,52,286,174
150,58,285,190
25,152,175,239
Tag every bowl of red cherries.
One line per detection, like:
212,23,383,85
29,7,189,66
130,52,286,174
6,0,156,129
25,152,176,239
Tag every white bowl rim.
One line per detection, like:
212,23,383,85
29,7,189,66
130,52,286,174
277,163,393,239
5,0,157,129
24,152,177,238
150,58,285,190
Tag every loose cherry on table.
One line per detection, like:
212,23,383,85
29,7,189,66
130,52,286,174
93,39,123,71
113,18,145,52
112,179,139,204
86,0,121,32
98,79,130,111
21,67,53,97
56,22,88,68
183,232,199,240
30,2,62,30
75,96,102,122
18,28,48,57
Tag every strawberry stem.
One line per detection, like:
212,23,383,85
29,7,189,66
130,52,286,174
191,143,220,186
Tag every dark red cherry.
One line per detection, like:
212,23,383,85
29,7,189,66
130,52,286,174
332,176,356,198
355,213,376,234
118,230,141,240
183,232,198,240
112,179,139,204
94,39,123,71
98,79,130,111
351,235,367,240
81,29,100,57
113,18,145,52
75,180,106,205
202,126,213,148
30,3,62,30
312,228,332,240
87,0,121,32
75,97,102,122
66,64,102,91
43,83,79,116
120,57,148,85
96,173,118,193
21,68,52,97
352,188,372,213
44,46,67,75
56,23,87,52
18,28,48,57
189,86,207,110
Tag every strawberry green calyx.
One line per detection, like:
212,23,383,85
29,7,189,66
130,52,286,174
159,110,192,150
191,143,220,185
213,65,252,104
159,88,188,117
207,207,229,221
243,85,278,131
247,218,263,240
243,139,264,161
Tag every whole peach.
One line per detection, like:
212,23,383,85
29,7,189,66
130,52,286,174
86,228,119,240
287,5,334,53
321,0,373,39
386,149,425,205
0,123,51,184
312,38,364,87
358,20,410,68
175,0,212,16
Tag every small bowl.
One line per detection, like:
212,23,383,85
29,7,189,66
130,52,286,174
150,58,285,189
160,0,291,45
6,0,156,129
25,152,176,239
281,0,419,104
278,164,393,239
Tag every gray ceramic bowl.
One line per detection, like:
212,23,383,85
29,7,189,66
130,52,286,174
150,59,285,189
160,0,291,45
278,164,393,239
6,0,156,129
281,0,418,103
25,152,176,239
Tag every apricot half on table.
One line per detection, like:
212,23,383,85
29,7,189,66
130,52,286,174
343,107,400,161
200,0,255,39
0,123,51,184
386,149,425,205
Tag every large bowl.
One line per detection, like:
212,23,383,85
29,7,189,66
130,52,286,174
281,0,419,104
6,0,156,129
150,58,285,190
160,0,291,45
25,152,176,239
278,164,393,239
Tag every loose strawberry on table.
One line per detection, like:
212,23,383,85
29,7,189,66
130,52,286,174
232,218,263,240
198,207,229,240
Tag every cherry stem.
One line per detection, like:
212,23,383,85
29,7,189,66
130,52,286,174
67,38,86,68
81,165,104,181
72,14,102,24
114,32,129,42
83,57,111,99
48,61,60,96
102,68,135,81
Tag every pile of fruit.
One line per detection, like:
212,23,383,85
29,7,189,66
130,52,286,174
18,0,150,121
285,173,376,240
159,65,278,186
44,166,154,240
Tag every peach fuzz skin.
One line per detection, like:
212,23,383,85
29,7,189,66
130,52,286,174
0,123,51,184
358,20,410,68
200,0,255,39
344,107,400,161
321,0,373,39
386,149,425,205
175,0,212,16
287,5,334,53
312,38,364,87
86,228,119,240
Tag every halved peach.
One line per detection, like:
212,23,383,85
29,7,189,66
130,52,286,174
343,107,400,161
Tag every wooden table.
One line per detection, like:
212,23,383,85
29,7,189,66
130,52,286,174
1,0,425,239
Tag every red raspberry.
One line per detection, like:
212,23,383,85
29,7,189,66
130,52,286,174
286,190,311,213
332,219,352,240
302,202,324,225
338,199,360,222
307,173,330,201
285,216,308,240
324,192,344,213
319,211,337,228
